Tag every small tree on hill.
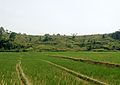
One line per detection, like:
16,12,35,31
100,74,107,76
9,32,17,41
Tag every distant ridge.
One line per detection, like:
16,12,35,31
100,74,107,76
0,27,120,52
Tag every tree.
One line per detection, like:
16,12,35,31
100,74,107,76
42,34,53,42
57,34,60,36
111,31,120,40
9,32,17,41
0,27,6,40
102,34,105,38
0,27,5,39
71,33,77,39
0,27,5,35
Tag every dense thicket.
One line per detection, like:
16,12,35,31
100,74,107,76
0,27,120,52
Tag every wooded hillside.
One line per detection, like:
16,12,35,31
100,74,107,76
0,27,120,52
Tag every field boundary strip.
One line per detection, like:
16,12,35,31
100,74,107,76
16,60,31,85
50,55,120,68
40,59,108,85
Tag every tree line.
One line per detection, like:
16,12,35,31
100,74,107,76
0,27,120,52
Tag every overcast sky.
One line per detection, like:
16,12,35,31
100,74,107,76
0,0,120,35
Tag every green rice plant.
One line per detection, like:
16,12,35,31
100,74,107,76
19,52,120,85
49,55,120,67
46,52,120,64
0,60,20,85
30,52,120,85
0,53,20,85
21,59,92,85
1,52,120,85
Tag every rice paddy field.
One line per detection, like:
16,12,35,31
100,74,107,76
0,52,120,85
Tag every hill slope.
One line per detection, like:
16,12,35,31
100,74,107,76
0,27,120,52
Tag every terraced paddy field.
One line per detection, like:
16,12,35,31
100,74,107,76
0,52,120,85
47,52,120,64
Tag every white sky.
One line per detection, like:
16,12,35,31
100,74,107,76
0,0,120,35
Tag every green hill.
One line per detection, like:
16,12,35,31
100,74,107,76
0,27,120,52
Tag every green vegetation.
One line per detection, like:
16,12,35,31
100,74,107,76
1,27,120,85
47,52,120,64
0,27,120,52
37,53,120,85
21,59,89,85
0,53,20,85
1,52,120,85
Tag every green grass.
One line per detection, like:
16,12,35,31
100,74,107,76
21,59,90,85
19,52,120,85
0,53,20,85
0,52,120,85
46,52,120,64
34,53,120,85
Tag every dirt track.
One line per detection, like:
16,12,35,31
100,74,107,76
16,60,31,85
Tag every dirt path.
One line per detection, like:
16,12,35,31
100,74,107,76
40,59,108,85
16,60,31,85
50,56,120,68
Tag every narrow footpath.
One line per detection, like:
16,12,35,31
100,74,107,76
16,60,31,85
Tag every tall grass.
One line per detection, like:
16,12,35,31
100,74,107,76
18,52,120,85
21,59,91,85
1,52,120,85
46,52,120,64
0,59,20,85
